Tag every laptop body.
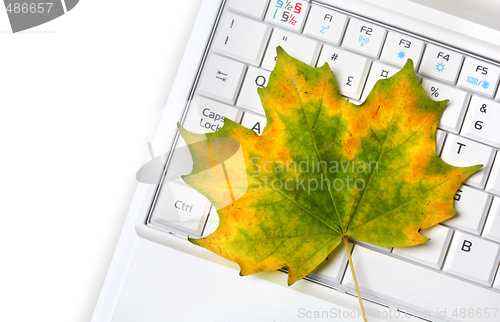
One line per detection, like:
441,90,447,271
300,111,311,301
92,1,500,321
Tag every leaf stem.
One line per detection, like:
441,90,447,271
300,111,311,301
343,236,367,322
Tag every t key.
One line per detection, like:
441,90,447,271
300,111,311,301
440,134,495,189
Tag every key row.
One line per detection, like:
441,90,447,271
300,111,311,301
152,169,500,287
220,2,500,99
313,228,500,288
199,50,500,155
213,10,500,145
152,182,500,288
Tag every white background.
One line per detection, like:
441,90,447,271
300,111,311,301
0,1,202,321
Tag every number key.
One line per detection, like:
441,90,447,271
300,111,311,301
261,29,320,71
213,12,272,65
461,96,500,148
316,45,370,100
265,0,309,32
421,79,468,133
361,62,401,101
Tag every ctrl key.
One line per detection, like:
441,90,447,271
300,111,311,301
150,181,211,236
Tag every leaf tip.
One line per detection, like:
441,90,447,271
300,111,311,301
420,235,431,244
468,163,484,175
276,45,288,56
402,58,415,71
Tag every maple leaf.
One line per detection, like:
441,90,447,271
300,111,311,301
179,47,480,287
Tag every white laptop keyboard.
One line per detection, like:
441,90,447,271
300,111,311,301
147,0,500,320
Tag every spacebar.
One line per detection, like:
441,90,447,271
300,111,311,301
342,246,500,322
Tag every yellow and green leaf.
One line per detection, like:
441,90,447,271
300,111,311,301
179,47,481,286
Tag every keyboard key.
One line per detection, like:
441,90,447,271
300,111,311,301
486,152,500,195
446,185,492,234
421,79,469,133
265,0,309,32
457,57,500,97
361,61,401,101
443,231,500,286
342,246,500,321
380,31,424,69
302,5,348,45
341,18,386,58
151,181,211,236
316,45,370,100
213,13,271,66
198,55,246,104
419,44,464,84
307,243,352,284
461,96,500,148
226,0,270,19
440,134,495,189
261,28,321,71
241,112,267,135
183,96,242,134
236,66,270,114
392,225,452,269
483,197,500,243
